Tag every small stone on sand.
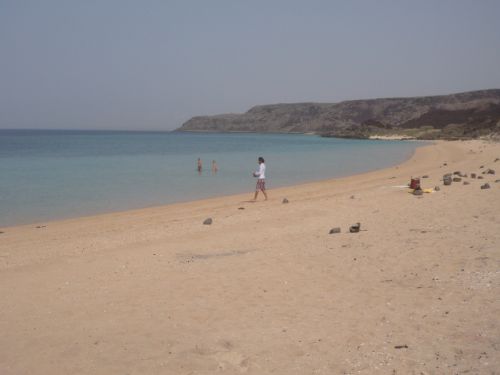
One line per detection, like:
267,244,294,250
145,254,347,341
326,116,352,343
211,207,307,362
349,223,361,233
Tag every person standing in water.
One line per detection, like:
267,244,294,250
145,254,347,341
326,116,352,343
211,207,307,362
211,160,218,174
253,156,267,201
197,158,202,175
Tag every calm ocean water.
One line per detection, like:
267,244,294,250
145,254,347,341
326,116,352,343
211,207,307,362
0,130,422,226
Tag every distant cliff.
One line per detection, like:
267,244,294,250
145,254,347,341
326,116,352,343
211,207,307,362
178,89,500,139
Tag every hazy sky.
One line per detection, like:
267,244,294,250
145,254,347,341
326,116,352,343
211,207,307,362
1,0,500,130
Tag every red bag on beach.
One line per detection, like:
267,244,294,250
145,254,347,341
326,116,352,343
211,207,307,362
410,178,420,190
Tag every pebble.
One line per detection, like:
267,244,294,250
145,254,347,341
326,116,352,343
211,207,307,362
434,186,440,191
329,227,341,234
282,198,289,204
443,175,452,185
480,183,490,190
203,218,213,225
349,223,361,233
471,173,476,178
453,177,462,182
463,181,470,185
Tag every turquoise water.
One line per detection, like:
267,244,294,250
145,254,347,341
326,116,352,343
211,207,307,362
0,130,421,226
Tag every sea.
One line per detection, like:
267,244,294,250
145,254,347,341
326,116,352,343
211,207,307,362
0,130,423,226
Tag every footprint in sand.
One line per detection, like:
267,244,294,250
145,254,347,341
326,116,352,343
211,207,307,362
213,351,250,372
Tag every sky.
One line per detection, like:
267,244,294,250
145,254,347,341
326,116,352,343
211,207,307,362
1,0,500,131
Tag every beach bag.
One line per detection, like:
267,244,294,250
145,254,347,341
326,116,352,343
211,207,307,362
410,177,420,190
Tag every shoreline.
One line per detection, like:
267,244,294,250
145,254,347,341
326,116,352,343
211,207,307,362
1,139,499,374
1,138,424,229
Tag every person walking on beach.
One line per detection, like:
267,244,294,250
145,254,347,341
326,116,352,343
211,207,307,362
252,156,268,201
211,160,218,174
197,158,202,175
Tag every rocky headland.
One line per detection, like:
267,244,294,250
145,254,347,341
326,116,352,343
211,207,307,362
178,89,500,140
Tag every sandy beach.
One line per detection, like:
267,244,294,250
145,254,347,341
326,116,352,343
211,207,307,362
1,140,499,374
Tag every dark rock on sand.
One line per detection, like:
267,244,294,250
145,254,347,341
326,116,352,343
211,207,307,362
480,183,491,190
422,175,429,178
453,171,461,175
282,198,289,204
413,189,423,196
463,181,470,185
471,173,476,178
203,218,213,225
434,186,441,191
443,174,452,185
453,177,462,182
478,176,484,179
329,227,341,234
349,223,361,233
486,169,495,174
